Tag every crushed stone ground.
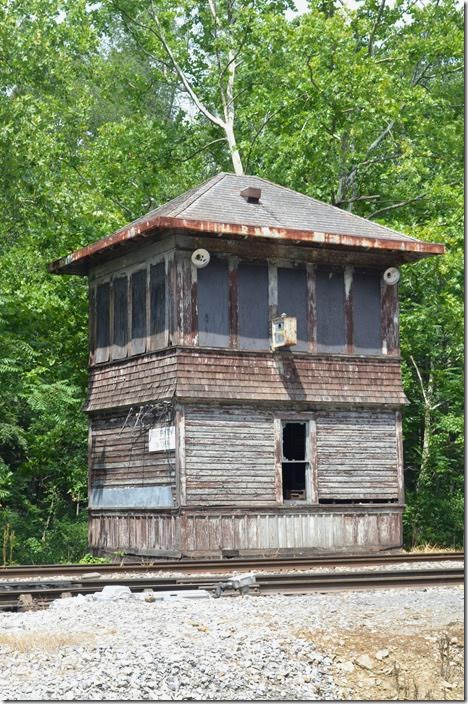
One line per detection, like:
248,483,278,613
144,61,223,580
0,585,463,700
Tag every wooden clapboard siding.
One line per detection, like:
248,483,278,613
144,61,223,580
316,410,399,500
90,415,175,490
184,406,277,507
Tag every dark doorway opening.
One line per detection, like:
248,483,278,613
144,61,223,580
282,422,307,501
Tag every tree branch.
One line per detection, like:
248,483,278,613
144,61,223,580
368,191,428,219
115,0,225,129
175,137,227,164
368,0,386,57
410,355,429,407
335,194,381,205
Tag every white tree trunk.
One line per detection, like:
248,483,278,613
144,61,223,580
225,121,244,175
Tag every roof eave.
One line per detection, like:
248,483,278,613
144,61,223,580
48,216,446,275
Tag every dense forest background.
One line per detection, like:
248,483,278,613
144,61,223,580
0,0,462,563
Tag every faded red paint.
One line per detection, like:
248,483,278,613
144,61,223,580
48,215,446,275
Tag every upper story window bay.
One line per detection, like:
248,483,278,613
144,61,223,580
90,251,397,365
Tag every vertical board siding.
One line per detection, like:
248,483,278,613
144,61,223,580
178,508,402,554
238,262,270,350
315,268,346,353
89,507,402,555
277,267,308,351
316,410,399,500
89,512,180,553
353,270,382,354
381,281,399,355
184,406,277,506
197,257,230,347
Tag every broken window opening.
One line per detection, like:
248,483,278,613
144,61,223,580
282,422,308,501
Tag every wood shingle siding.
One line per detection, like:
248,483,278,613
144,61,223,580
175,350,407,406
184,407,277,507
86,348,407,412
316,410,399,501
86,351,176,411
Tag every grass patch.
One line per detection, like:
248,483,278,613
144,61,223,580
408,543,461,554
0,630,96,652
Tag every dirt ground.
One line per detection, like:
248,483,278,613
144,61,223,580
298,619,464,700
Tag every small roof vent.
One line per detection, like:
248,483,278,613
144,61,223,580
240,186,261,204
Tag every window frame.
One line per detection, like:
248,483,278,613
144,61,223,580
90,252,168,365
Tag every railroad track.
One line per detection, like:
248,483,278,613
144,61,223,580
0,550,463,579
0,565,463,611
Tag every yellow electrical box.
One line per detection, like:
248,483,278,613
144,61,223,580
271,314,297,349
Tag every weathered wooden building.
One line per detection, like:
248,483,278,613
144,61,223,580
49,173,444,557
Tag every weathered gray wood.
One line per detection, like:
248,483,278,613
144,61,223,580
95,282,110,363
353,269,382,354
149,261,167,349
130,269,147,356
197,257,230,347
277,266,308,351
112,276,128,360
315,268,346,353
381,279,399,356
238,262,270,350
316,410,399,501
184,405,276,506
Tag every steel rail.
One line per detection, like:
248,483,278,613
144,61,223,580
0,567,463,610
0,551,463,579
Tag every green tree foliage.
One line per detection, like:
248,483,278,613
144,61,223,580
0,0,462,562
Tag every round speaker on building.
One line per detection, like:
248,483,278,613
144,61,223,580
191,248,210,268
383,267,400,285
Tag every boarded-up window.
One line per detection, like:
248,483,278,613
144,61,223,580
316,269,345,353
95,282,110,363
353,270,382,354
197,257,229,347
278,267,308,351
131,269,147,355
113,276,128,359
238,262,269,350
150,261,166,348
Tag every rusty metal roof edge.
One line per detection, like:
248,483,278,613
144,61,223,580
48,215,446,275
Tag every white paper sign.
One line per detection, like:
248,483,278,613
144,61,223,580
148,426,175,452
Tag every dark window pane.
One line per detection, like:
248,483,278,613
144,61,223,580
150,262,166,343
238,262,269,350
282,423,306,460
316,269,345,352
278,267,308,350
131,269,147,353
113,277,128,352
197,258,229,347
96,282,110,355
353,270,382,353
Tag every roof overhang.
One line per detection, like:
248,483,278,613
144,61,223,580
48,215,446,275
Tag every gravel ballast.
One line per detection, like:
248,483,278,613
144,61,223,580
0,586,463,700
